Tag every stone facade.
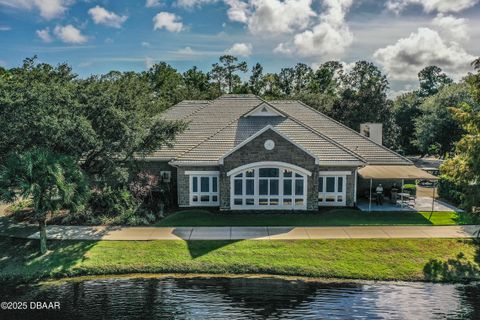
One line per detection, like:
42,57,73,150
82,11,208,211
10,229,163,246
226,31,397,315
221,129,319,210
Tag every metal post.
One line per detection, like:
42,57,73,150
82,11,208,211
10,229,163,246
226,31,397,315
369,178,372,212
429,181,436,220
401,178,404,208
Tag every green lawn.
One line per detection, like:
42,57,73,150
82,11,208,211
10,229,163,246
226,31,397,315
1,236,479,283
156,209,469,227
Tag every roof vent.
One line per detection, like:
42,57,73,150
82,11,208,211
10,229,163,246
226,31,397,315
360,123,383,145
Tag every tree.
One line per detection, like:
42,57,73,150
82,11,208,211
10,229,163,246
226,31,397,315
183,66,217,99
146,62,185,108
278,67,295,96
418,66,453,97
392,92,423,155
331,61,399,148
249,63,264,95
414,82,476,156
209,55,247,93
0,149,88,254
441,57,480,209
292,63,312,95
309,61,343,95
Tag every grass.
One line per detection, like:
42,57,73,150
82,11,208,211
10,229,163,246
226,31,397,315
156,209,470,227
1,236,480,283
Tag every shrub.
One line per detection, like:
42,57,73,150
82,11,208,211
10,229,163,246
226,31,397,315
437,175,464,206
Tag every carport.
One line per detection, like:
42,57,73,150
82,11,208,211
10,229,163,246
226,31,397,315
358,165,439,212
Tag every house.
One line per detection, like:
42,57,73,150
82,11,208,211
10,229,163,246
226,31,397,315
144,94,434,211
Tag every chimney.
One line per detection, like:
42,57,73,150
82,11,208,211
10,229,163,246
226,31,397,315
360,123,383,145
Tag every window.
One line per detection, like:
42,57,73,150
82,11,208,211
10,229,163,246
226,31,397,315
231,166,307,209
318,173,348,206
160,171,171,183
188,172,219,206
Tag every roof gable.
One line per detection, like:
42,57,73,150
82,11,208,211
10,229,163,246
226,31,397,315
243,102,286,118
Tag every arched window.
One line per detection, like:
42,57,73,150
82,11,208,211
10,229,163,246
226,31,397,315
228,162,309,210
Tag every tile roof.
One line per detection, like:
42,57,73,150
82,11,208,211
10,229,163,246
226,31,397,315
149,94,411,165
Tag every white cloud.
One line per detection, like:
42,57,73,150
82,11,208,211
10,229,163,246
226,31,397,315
276,0,353,59
247,0,315,34
36,27,53,42
0,26,11,31
224,0,249,23
432,14,469,41
0,0,73,20
226,42,252,56
177,46,195,54
373,27,475,80
386,0,479,13
146,0,162,7
145,57,156,69
54,25,87,44
88,6,127,28
141,41,151,47
176,0,216,8
153,12,184,32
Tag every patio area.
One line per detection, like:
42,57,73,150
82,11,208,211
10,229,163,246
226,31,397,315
357,196,463,212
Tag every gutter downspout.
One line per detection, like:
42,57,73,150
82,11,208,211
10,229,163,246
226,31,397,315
369,178,372,212
354,169,358,207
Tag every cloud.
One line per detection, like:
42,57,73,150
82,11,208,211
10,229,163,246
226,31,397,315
224,0,249,23
36,27,53,42
247,0,315,34
0,0,73,20
145,57,156,69
177,46,195,54
153,12,184,32
54,25,88,44
146,0,162,7
141,41,151,47
88,6,127,28
176,0,216,8
275,0,353,59
431,14,469,41
226,42,252,56
386,0,479,13
0,26,11,31
373,27,475,80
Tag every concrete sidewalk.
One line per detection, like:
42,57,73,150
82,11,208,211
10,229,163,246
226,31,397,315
1,219,478,241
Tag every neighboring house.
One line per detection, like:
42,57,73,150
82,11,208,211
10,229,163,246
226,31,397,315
144,94,429,211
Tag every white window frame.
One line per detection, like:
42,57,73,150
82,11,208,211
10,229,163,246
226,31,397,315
229,165,308,210
318,171,350,207
159,171,171,183
186,171,220,207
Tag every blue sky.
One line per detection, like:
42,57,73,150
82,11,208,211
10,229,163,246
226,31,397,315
0,0,479,94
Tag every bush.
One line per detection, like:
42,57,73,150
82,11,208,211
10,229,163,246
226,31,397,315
437,175,464,206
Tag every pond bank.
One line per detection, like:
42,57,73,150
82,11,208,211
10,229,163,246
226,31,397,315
1,236,480,284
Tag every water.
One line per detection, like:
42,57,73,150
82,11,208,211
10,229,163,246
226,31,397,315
1,276,480,319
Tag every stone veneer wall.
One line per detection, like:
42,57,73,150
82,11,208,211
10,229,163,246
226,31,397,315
221,129,319,210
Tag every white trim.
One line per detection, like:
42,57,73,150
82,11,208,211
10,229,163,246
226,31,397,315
319,161,365,166
230,165,308,210
243,102,286,118
319,171,352,176
227,161,312,177
189,174,219,207
354,168,358,205
185,171,219,175
318,175,347,207
219,126,319,165
170,160,219,166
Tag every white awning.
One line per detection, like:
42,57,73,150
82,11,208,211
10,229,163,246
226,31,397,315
358,165,438,180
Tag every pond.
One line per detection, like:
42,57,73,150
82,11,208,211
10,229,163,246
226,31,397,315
1,276,480,319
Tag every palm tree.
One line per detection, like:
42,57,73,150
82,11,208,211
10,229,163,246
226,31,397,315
0,149,88,254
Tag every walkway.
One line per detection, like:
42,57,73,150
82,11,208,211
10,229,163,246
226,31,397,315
0,218,478,241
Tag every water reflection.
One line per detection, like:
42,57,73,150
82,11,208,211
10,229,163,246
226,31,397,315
1,276,479,319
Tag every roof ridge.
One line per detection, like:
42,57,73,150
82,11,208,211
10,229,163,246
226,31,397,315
291,100,412,164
